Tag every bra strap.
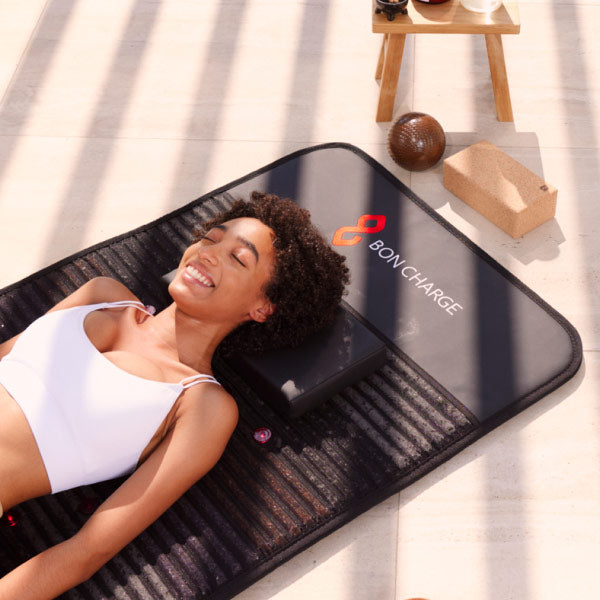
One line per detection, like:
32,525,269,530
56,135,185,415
102,300,154,316
181,374,221,388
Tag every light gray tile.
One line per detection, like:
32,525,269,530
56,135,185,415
395,351,599,600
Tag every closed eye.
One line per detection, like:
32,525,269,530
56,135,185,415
232,253,247,268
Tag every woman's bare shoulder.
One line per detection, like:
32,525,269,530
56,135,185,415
50,277,140,312
163,382,238,474
180,382,238,429
78,277,140,304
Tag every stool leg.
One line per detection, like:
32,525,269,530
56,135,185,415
376,33,405,122
375,33,388,80
485,33,514,122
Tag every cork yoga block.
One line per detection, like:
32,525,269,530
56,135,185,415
443,140,557,238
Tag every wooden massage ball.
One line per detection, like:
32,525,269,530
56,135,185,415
388,112,446,171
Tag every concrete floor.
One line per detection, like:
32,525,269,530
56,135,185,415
1,1,598,599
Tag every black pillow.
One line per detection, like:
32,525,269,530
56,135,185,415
226,305,387,417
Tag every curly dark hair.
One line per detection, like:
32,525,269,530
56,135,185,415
197,191,349,355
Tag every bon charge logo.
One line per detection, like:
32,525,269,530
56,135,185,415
332,214,463,317
332,214,386,246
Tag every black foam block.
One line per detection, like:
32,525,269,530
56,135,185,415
227,305,387,417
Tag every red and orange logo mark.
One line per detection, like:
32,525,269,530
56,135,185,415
332,214,386,246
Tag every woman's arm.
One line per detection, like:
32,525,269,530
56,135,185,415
0,277,138,359
0,386,238,600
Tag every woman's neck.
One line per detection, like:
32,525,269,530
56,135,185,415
144,303,234,373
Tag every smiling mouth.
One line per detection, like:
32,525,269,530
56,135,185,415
185,265,214,287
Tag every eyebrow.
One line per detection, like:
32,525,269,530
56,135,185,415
213,224,259,263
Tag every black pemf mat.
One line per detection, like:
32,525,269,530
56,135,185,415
0,144,581,599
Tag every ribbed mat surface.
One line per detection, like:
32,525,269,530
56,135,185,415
0,191,478,599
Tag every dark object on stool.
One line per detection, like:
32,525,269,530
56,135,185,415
375,0,409,21
388,112,446,171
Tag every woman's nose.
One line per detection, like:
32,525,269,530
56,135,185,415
197,244,219,265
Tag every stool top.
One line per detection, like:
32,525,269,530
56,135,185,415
372,0,520,35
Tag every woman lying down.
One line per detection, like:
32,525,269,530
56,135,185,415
0,192,349,599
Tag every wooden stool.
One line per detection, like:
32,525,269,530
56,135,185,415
373,0,520,122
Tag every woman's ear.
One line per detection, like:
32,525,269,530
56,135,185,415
249,300,275,323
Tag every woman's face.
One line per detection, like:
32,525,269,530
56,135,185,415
169,217,276,325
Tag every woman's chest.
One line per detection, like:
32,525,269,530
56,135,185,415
84,308,174,383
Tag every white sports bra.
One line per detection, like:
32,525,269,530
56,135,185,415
0,301,220,493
